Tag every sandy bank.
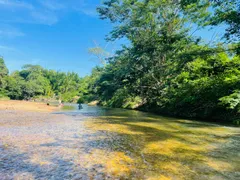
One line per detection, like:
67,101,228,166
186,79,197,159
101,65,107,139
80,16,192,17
0,100,58,112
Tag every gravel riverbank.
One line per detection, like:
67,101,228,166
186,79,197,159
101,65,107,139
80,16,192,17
0,100,58,112
0,110,101,180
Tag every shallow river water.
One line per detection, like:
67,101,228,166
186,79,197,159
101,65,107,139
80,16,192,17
0,104,239,180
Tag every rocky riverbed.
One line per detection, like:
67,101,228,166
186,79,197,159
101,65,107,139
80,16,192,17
0,104,240,180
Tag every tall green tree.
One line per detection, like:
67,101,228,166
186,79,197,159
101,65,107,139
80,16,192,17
19,65,53,99
0,57,8,78
5,71,25,100
87,0,240,123
0,57,9,97
97,0,210,103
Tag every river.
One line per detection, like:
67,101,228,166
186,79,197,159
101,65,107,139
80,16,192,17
0,104,239,180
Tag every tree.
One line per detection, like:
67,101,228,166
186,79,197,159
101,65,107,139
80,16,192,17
0,59,85,102
0,57,8,78
5,72,25,100
19,65,53,99
210,0,240,41
97,0,210,103
0,57,9,97
86,0,240,123
210,0,240,53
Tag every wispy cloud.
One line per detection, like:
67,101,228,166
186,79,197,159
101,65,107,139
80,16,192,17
0,0,33,9
72,0,99,17
0,29,25,38
0,0,59,25
0,0,99,25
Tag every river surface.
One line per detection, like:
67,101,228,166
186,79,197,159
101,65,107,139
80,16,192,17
0,104,239,180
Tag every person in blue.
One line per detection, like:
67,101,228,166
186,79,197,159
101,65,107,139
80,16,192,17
78,104,83,110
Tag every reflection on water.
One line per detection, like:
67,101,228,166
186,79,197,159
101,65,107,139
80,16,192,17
0,104,239,179
57,104,110,116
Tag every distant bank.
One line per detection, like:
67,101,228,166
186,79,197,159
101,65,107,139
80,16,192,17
0,100,59,112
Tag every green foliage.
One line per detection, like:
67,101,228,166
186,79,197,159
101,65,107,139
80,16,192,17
1,58,84,102
209,0,240,53
46,70,82,102
79,0,240,123
161,53,240,120
78,67,104,103
210,0,240,40
0,57,9,98
219,91,240,110
105,88,130,108
0,57,8,78
5,72,25,100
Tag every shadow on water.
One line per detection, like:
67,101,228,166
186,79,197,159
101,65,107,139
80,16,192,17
50,105,240,179
1,104,239,179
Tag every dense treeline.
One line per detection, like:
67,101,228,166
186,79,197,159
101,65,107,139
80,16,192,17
0,59,85,102
83,0,240,123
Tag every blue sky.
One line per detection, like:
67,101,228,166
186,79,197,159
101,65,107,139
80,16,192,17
0,0,224,77
0,0,123,76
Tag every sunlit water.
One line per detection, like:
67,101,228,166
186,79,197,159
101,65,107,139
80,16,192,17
0,104,239,179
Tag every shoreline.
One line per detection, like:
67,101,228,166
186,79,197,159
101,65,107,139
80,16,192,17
0,100,59,112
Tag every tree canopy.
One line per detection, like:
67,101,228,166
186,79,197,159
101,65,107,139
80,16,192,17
81,0,240,123
0,60,83,102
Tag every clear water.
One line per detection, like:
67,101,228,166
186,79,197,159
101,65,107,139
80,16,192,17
58,104,240,179
0,104,239,179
